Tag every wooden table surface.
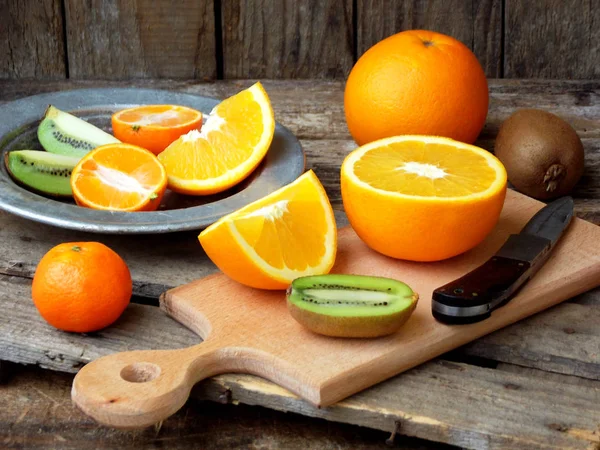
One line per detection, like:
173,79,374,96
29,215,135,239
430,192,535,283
0,79,598,450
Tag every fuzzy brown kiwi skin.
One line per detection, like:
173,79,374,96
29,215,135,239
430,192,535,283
494,109,584,200
287,293,419,338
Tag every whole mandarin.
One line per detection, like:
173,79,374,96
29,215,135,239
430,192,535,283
32,242,132,332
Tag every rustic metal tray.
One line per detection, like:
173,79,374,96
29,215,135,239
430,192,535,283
0,88,305,234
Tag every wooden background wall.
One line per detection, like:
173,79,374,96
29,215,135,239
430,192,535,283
1,0,599,80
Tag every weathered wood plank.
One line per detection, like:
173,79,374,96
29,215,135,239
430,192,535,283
497,363,600,389
504,0,600,79
0,79,351,140
63,0,216,79
221,0,353,79
459,297,600,380
0,275,200,372
194,361,600,449
0,0,66,79
2,276,598,449
356,0,503,77
1,79,599,141
2,365,425,450
574,199,600,225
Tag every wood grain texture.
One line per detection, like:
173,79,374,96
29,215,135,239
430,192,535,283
2,79,600,447
0,0,66,79
0,79,599,374
497,363,600,389
0,275,200,372
462,300,600,379
356,0,503,77
2,79,599,140
195,361,600,450
64,0,216,79
221,0,353,78
505,0,600,79
6,274,598,448
69,191,600,428
3,365,420,450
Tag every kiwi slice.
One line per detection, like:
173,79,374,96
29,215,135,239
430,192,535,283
37,105,120,158
286,274,419,338
4,150,79,197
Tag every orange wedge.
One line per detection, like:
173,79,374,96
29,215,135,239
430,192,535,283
199,170,337,290
111,105,203,155
341,135,507,261
158,82,275,195
71,143,167,212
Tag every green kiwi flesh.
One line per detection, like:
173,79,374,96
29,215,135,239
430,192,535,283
37,105,120,158
286,274,419,338
5,150,79,197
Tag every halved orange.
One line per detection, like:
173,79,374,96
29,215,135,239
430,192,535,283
341,135,507,261
71,143,167,212
158,82,275,195
111,105,203,155
199,170,337,290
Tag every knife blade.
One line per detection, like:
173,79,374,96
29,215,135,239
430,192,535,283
431,196,574,324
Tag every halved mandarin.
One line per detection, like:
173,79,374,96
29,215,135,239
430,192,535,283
158,82,275,195
199,170,337,290
111,105,203,155
71,143,167,212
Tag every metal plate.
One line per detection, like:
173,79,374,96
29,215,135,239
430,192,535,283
0,88,305,234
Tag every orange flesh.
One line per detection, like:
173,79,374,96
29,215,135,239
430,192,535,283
164,91,263,180
71,144,167,211
198,170,337,289
115,105,201,128
354,141,497,197
233,198,329,271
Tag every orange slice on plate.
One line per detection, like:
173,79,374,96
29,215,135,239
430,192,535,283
158,82,275,195
71,143,167,212
341,135,507,261
111,105,203,155
199,170,337,290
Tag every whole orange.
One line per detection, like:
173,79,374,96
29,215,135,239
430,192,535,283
344,30,489,145
32,242,132,333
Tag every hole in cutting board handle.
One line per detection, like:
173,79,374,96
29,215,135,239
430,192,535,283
120,362,161,383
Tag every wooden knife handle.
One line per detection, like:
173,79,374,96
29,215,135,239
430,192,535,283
433,256,532,308
71,339,225,428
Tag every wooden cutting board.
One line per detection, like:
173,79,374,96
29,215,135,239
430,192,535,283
71,189,600,429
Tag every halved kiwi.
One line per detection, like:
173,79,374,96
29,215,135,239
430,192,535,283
286,274,419,338
37,105,120,158
4,150,79,197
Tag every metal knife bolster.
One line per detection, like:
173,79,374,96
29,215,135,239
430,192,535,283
432,233,552,316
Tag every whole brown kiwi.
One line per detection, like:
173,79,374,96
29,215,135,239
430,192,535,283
494,109,584,200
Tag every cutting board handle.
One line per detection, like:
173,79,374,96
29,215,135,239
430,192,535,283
71,338,226,428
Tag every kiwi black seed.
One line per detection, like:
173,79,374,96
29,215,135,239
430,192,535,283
5,150,80,197
286,274,419,338
494,109,584,200
37,105,120,158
